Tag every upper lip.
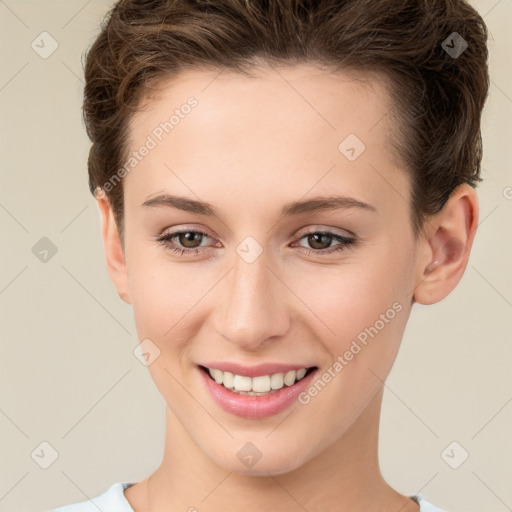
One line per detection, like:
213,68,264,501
199,362,315,378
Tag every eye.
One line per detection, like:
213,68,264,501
156,229,217,256
293,230,357,256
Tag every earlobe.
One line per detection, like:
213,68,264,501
96,195,132,305
413,184,479,306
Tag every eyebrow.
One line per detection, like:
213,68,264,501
141,194,377,217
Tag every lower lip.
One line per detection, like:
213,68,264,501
198,366,317,419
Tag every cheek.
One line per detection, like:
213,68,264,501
127,245,211,335
126,251,209,401
291,265,410,421
287,251,412,383
292,262,401,337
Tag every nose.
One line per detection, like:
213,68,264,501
214,247,291,351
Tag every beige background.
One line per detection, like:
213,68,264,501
0,1,511,511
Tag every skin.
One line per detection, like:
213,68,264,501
96,63,478,511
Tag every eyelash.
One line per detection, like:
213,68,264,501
155,229,357,257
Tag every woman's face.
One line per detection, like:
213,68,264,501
116,64,422,474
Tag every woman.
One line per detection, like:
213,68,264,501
50,0,489,510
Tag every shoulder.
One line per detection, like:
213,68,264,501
413,494,447,512
47,482,136,512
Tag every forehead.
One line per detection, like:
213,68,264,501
131,63,391,139
124,63,408,223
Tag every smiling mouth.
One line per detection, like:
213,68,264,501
199,365,318,396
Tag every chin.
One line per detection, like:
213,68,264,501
209,443,308,477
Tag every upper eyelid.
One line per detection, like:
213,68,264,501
295,226,355,239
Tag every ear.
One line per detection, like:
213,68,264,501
96,195,131,305
413,184,479,305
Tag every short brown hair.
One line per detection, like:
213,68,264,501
83,0,489,243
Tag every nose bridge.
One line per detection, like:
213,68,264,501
215,244,289,349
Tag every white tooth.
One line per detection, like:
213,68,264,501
270,372,284,390
233,374,252,391
283,370,296,386
252,375,271,393
223,371,234,389
212,368,223,384
296,368,307,380
208,368,215,379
